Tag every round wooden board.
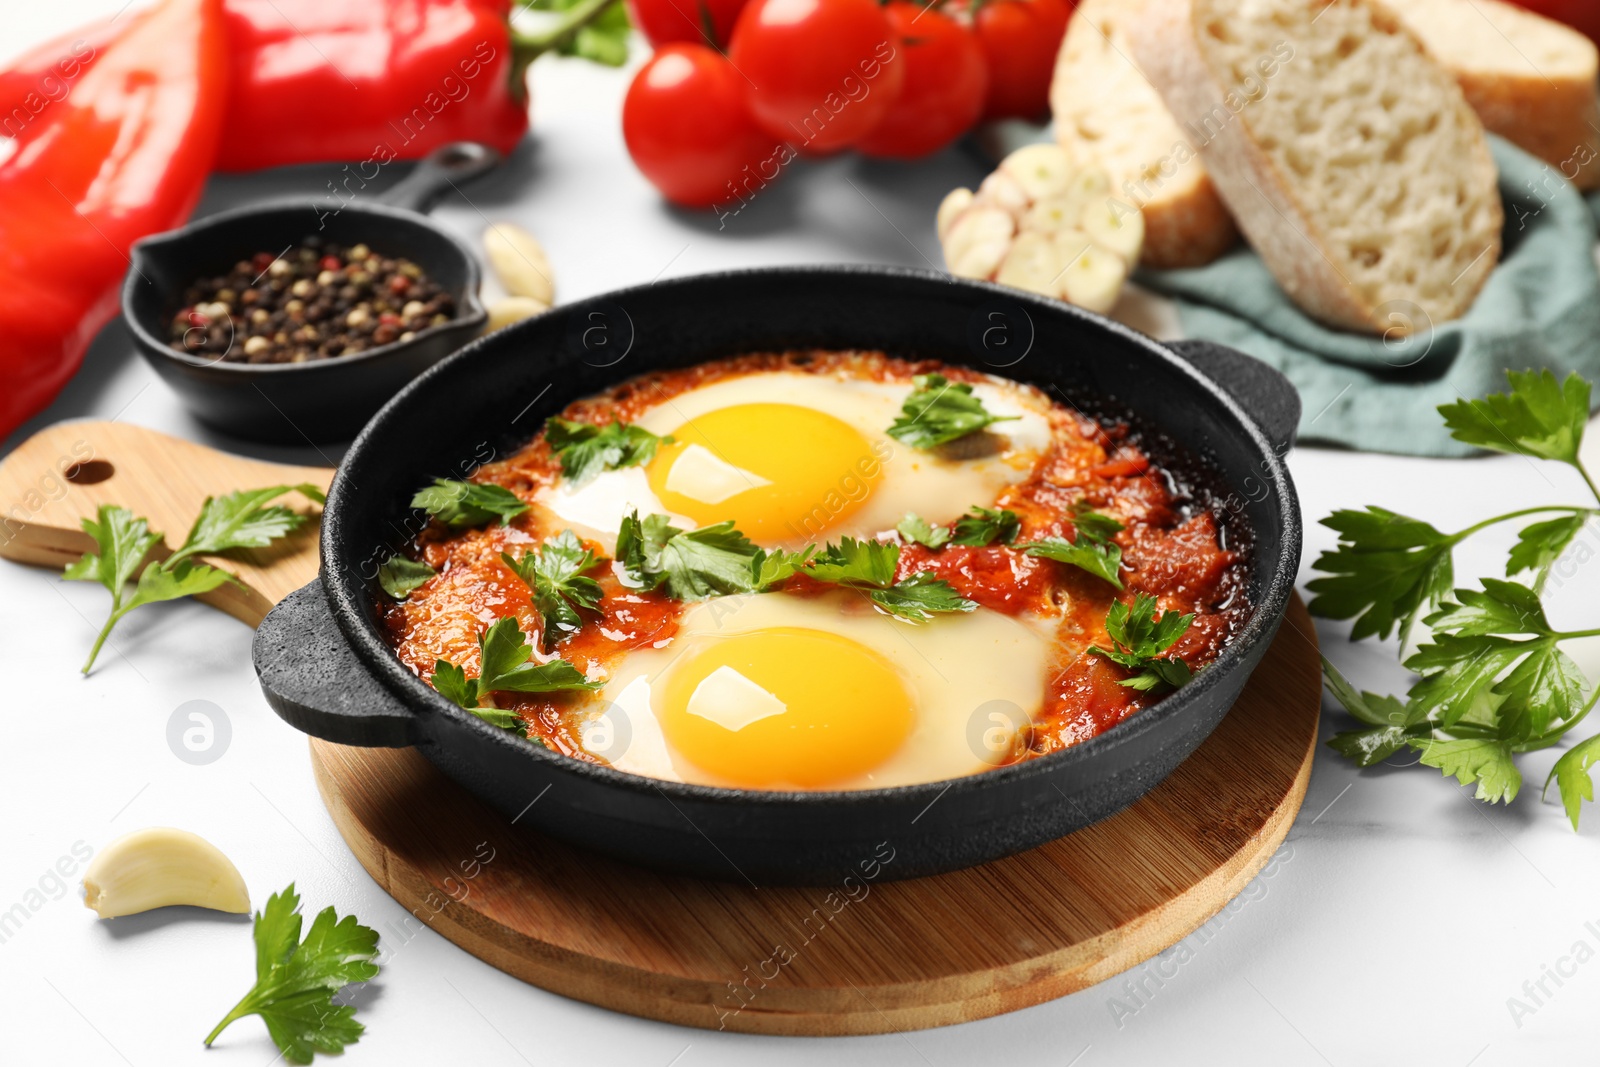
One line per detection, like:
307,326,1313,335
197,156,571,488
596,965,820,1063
310,595,1321,1036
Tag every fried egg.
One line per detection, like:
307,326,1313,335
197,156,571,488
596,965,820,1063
576,589,1051,790
536,370,1053,550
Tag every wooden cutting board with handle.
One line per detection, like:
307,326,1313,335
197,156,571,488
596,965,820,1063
0,418,1324,1036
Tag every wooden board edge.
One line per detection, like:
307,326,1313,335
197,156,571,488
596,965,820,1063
309,718,1317,1036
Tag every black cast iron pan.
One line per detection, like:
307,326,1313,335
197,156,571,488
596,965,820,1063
253,266,1302,885
122,143,498,445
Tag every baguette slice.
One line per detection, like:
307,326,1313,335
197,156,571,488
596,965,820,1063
1391,0,1600,191
1052,0,1239,267
1130,0,1502,334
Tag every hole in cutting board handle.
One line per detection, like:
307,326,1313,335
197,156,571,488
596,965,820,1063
65,460,115,485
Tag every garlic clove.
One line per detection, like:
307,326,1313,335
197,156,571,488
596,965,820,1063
996,232,1070,297
82,828,249,919
999,144,1076,201
486,296,550,333
483,222,555,306
1057,241,1129,315
936,187,975,241
1082,197,1147,265
977,169,1031,215
944,206,1016,280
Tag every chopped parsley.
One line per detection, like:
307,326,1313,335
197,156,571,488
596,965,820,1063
377,554,435,600
1018,505,1126,587
411,479,528,528
429,617,599,730
1088,594,1194,692
545,417,669,485
886,373,1018,450
501,530,605,649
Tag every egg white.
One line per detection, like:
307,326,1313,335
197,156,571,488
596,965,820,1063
536,370,1054,551
575,589,1052,790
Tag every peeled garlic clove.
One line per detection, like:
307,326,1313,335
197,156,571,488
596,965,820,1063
486,296,549,333
999,143,1075,200
483,222,555,305
1082,198,1146,264
82,828,249,919
977,169,1030,215
1057,241,1129,315
936,187,975,241
944,206,1015,279
996,231,1069,297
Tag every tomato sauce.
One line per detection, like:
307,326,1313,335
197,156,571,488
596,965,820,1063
382,350,1250,765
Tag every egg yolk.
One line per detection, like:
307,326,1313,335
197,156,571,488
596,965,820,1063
658,628,914,788
645,402,881,541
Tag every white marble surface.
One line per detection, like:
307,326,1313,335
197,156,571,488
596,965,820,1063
5,5,1600,1065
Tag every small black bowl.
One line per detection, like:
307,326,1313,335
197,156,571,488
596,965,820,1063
123,143,497,445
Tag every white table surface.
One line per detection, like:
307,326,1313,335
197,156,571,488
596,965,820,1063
5,5,1600,1065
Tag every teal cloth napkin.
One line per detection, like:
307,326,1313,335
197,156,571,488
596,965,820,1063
1134,136,1600,457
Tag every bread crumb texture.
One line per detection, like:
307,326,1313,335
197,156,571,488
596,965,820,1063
1192,0,1501,328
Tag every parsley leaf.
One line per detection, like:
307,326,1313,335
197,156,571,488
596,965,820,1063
861,572,977,622
1546,734,1600,829
802,536,976,622
1408,581,1588,742
754,545,817,589
886,374,1018,450
545,418,668,485
429,617,599,730
171,484,323,564
204,884,379,1064
806,536,901,587
950,506,1021,547
1088,594,1194,692
377,555,435,600
1507,514,1588,593
411,479,528,528
1305,506,1457,644
64,486,320,674
1321,657,1431,766
615,511,764,600
1018,506,1126,587
502,530,605,649
1438,369,1589,465
1424,578,1551,637
897,513,951,549
1409,737,1522,804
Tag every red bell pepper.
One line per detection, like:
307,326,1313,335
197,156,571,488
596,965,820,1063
0,0,622,173
0,0,226,439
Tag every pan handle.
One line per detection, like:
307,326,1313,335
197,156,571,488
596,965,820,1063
1164,339,1300,455
376,142,502,215
253,579,420,747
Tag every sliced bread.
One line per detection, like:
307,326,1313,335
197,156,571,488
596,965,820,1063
1129,0,1502,334
1051,0,1240,267
1391,0,1600,191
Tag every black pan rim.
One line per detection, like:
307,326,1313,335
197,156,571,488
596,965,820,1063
123,199,489,376
319,263,1301,807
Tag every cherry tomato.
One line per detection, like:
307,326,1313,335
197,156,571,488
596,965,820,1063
1509,0,1600,45
727,0,907,154
626,0,751,49
623,44,783,208
970,0,1072,121
857,3,988,159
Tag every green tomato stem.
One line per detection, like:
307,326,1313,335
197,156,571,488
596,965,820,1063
509,0,621,83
